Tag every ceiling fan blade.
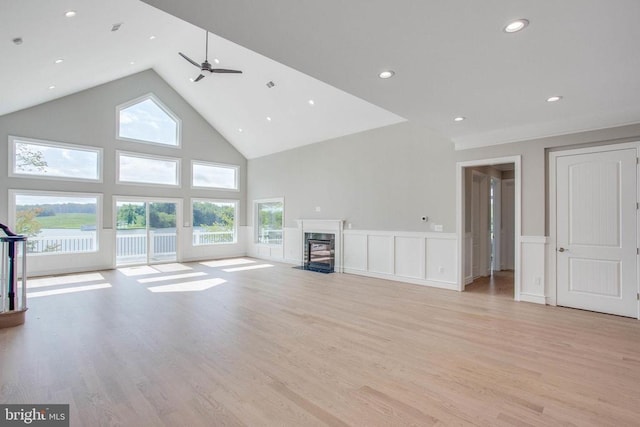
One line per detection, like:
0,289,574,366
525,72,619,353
179,52,202,68
194,74,205,82
210,68,243,74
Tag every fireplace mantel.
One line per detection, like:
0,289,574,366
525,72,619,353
297,219,344,272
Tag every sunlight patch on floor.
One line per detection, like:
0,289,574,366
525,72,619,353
153,263,193,273
27,273,105,289
148,278,226,293
200,258,255,268
28,283,112,298
223,264,274,272
117,265,160,277
137,272,207,284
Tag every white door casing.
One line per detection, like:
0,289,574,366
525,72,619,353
555,147,638,318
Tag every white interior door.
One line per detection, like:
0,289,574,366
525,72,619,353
556,148,638,317
501,179,515,270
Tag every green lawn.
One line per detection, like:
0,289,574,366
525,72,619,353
36,213,96,229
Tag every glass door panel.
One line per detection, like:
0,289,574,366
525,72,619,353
148,202,177,264
115,201,147,266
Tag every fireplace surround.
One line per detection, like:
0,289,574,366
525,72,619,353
297,219,344,273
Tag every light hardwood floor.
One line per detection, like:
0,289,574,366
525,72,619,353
1,259,640,426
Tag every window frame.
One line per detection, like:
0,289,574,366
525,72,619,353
254,197,284,246
116,150,181,188
191,198,239,246
8,135,103,183
115,93,182,148
9,189,103,256
191,160,240,191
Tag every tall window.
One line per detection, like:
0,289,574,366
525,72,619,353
9,136,102,182
117,94,181,147
117,151,180,187
192,200,238,245
11,190,100,255
192,161,239,190
255,198,283,245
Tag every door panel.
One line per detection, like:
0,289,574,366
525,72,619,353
556,148,637,317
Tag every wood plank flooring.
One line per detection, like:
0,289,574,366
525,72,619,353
1,259,640,426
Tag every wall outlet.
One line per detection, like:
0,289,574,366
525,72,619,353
433,224,443,232
315,206,321,212
438,266,444,273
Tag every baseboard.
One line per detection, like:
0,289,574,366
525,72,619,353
343,268,458,291
519,293,546,305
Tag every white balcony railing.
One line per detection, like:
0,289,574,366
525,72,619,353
27,230,237,257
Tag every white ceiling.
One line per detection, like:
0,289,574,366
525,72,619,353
3,1,640,158
0,0,404,159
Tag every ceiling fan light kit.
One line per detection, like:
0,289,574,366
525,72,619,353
179,30,243,82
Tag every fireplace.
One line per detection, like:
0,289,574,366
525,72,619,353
304,232,335,273
297,219,344,273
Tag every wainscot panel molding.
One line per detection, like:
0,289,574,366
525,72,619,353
246,226,292,264
343,230,458,291
519,235,548,304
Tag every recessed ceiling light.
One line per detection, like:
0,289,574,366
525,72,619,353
213,58,220,64
149,35,156,40
129,61,135,65
48,85,56,90
454,116,466,122
546,95,563,102
238,128,243,133
64,10,77,18
308,99,315,106
54,58,64,64
266,116,272,122
189,77,195,82
504,19,529,33
379,70,395,79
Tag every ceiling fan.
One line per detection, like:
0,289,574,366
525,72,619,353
179,31,242,82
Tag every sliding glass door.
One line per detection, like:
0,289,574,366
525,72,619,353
115,198,179,266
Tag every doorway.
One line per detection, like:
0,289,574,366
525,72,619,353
456,156,521,299
114,198,181,266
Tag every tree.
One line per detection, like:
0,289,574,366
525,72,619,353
16,144,47,173
15,208,43,252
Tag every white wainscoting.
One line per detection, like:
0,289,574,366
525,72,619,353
519,236,548,304
245,226,291,263
343,230,458,290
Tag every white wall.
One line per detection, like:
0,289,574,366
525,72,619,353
0,70,247,276
247,116,640,300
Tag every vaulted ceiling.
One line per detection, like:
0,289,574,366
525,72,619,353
3,0,640,158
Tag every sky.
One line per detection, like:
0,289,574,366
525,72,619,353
119,98,178,145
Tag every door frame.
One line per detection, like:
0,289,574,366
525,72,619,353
548,142,639,318
456,156,521,299
112,195,182,267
